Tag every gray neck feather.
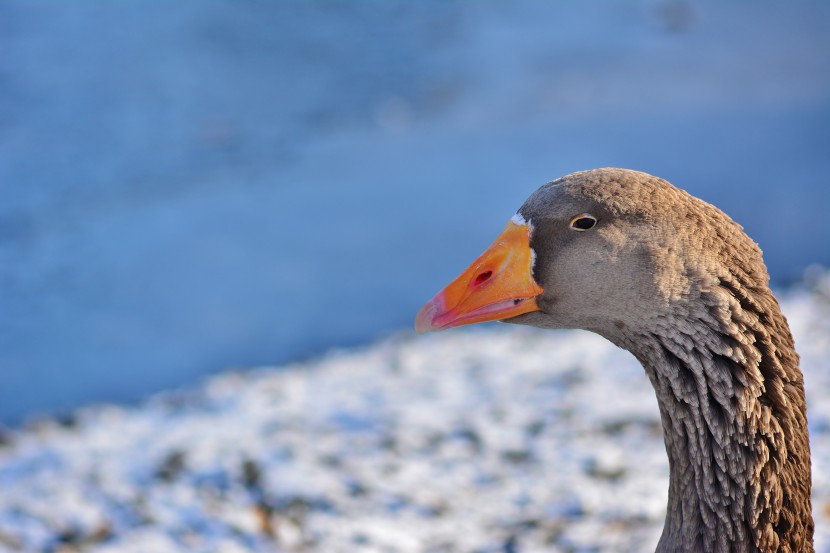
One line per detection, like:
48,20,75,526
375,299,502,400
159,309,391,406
515,169,815,550
611,276,814,553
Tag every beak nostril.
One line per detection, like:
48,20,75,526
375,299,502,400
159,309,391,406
473,270,493,287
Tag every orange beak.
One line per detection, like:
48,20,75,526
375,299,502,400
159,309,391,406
415,218,544,333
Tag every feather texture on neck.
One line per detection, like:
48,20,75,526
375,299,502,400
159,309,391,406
616,271,813,553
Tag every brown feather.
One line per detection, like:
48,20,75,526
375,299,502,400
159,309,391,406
508,168,813,552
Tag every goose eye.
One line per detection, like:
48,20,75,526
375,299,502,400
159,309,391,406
570,214,597,231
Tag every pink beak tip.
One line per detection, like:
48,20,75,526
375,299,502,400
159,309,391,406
414,296,443,334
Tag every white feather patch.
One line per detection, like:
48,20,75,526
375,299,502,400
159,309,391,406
511,213,537,270
511,213,527,226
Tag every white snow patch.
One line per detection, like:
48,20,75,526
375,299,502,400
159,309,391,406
0,278,828,552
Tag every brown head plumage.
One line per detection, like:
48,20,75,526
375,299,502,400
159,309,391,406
417,168,813,552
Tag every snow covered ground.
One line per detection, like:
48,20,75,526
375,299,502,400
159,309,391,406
0,275,828,553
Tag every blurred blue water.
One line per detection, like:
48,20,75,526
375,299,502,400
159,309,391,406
1,1,829,422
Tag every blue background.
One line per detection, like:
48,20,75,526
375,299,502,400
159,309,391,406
1,1,829,422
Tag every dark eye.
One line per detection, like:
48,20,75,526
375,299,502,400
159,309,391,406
570,214,597,231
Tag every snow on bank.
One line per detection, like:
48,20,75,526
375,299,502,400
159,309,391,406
1,282,829,553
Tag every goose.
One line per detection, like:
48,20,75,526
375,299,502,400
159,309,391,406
415,168,813,552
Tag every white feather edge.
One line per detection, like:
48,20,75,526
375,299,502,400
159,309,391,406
511,212,537,271
510,213,527,226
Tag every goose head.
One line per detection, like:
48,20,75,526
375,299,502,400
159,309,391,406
416,167,755,343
